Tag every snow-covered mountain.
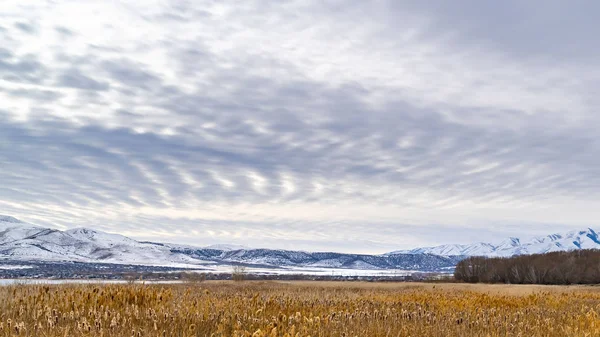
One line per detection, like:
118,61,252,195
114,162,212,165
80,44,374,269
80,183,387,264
0,215,460,272
10,214,597,272
388,228,600,257
170,246,462,271
0,216,202,265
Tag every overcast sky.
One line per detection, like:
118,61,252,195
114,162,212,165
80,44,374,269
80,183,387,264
1,0,599,253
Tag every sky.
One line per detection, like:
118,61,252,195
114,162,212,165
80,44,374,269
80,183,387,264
1,0,599,254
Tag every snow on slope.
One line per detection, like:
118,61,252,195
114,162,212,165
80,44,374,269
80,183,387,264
6,215,600,272
0,217,50,244
0,216,209,265
388,228,600,257
65,228,141,248
0,215,24,224
0,215,461,271
203,244,249,251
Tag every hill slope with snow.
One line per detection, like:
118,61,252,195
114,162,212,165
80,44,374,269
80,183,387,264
0,215,460,272
6,215,596,272
388,228,600,257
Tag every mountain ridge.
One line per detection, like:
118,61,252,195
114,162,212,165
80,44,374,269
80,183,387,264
388,228,600,257
0,215,460,272
4,215,598,272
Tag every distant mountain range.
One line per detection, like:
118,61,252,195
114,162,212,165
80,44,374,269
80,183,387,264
2,215,598,273
0,215,460,272
387,228,600,257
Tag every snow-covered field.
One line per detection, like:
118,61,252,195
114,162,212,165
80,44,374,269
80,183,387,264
0,279,184,286
192,265,419,276
0,265,34,270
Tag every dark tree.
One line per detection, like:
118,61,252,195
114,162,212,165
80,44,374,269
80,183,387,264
454,249,600,285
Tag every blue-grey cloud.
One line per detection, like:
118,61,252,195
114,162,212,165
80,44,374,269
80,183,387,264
398,0,600,63
57,68,110,91
14,22,36,34
0,1,599,253
0,53,46,84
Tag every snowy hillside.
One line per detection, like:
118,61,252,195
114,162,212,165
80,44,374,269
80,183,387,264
388,228,600,257
0,217,204,265
0,215,24,224
5,215,599,272
0,215,459,272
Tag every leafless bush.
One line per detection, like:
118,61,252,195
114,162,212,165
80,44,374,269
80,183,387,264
182,272,207,283
232,265,246,282
455,249,600,284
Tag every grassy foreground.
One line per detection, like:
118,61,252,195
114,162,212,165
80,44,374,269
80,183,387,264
1,281,600,336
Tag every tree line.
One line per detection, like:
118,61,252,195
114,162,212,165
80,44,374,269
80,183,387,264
454,249,600,284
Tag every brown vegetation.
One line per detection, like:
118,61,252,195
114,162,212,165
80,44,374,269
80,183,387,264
0,281,599,336
455,249,600,284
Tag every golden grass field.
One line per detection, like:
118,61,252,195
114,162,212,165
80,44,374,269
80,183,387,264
1,281,600,336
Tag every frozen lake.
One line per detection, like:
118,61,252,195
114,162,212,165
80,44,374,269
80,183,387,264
206,265,419,276
0,267,422,285
0,279,185,285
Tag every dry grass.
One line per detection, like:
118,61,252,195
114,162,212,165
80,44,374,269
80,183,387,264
1,281,600,336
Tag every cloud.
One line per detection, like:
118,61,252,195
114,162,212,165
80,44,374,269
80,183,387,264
57,68,110,91
14,22,36,34
0,52,46,84
398,0,600,64
0,0,599,253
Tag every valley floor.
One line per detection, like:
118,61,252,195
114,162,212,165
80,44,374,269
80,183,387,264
1,281,599,336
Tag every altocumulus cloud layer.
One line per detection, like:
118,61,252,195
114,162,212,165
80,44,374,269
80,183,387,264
1,0,599,253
